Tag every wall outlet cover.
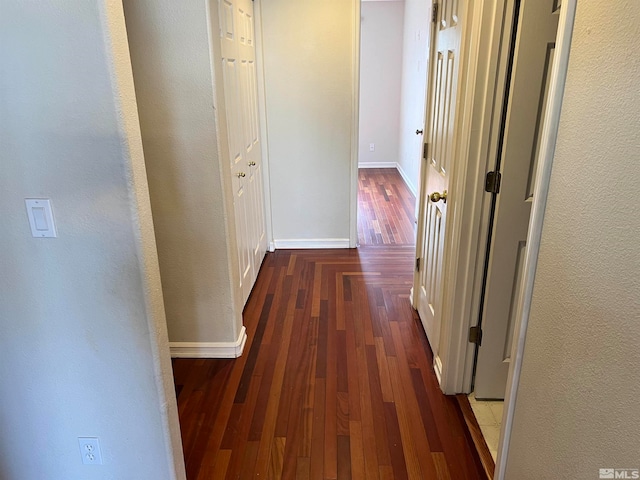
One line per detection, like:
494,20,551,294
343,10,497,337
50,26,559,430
78,437,103,465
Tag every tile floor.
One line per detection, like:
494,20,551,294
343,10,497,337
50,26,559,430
468,393,504,461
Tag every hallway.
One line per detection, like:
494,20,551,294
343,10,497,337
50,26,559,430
172,170,483,479
357,168,416,246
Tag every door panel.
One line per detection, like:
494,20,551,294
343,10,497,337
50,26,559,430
474,0,559,399
219,0,267,305
416,2,464,355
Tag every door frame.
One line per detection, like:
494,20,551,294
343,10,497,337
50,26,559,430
349,0,361,248
495,0,576,476
413,0,575,395
258,0,361,250
413,0,516,393
253,0,275,252
413,0,576,475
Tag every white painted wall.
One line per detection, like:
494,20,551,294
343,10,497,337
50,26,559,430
505,3,640,477
358,1,404,166
0,1,185,478
259,0,356,245
122,0,242,344
396,0,431,195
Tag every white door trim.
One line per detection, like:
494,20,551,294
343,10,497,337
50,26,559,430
253,0,275,252
458,0,520,395
349,0,361,249
417,0,512,395
495,0,577,476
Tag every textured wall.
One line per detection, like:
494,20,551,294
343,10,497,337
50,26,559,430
358,1,404,165
397,0,430,194
505,2,640,477
260,0,355,243
0,0,184,478
123,0,241,343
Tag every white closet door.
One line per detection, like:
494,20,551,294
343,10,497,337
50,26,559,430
219,0,267,305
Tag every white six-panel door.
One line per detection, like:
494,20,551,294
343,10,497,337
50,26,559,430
219,0,267,305
416,1,464,356
473,0,560,399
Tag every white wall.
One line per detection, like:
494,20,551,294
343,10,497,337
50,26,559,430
122,0,242,344
358,1,404,166
505,2,640,477
259,0,356,245
396,0,431,195
0,1,185,479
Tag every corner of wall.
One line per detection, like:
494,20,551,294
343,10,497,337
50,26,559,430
100,1,186,477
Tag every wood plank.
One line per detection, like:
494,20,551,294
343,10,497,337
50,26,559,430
375,337,395,403
268,437,286,480
432,452,453,480
348,421,365,480
389,323,438,478
382,401,408,480
357,168,416,246
200,449,230,480
456,394,494,479
310,378,326,479
252,267,298,477
171,171,484,479
296,456,311,480
387,357,424,480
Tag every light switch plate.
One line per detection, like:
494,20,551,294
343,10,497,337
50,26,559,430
25,199,57,238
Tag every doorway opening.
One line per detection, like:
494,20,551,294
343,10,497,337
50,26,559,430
356,0,431,249
463,0,561,469
408,0,572,476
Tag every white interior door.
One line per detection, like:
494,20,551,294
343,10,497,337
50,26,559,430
474,0,559,399
219,0,267,305
415,1,464,356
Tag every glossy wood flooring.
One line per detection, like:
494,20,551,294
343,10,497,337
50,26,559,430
173,254,484,479
357,168,416,246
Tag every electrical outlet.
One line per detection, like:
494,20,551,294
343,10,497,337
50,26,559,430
369,143,375,152
78,437,103,465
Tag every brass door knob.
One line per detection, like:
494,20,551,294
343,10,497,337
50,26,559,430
429,190,447,203
237,172,246,178
416,129,424,135
248,161,256,167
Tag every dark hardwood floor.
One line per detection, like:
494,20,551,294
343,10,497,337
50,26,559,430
172,170,484,479
357,168,416,246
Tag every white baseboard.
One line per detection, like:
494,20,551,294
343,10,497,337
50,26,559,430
273,238,350,249
395,162,418,196
358,161,397,168
268,241,276,252
170,326,247,358
434,355,444,385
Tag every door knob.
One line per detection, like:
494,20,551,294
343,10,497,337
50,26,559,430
237,172,246,178
248,161,256,167
416,129,424,135
429,190,447,203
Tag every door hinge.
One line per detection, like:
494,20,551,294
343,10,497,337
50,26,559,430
469,326,483,345
485,171,502,194
423,142,429,160
415,257,421,272
432,3,439,23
